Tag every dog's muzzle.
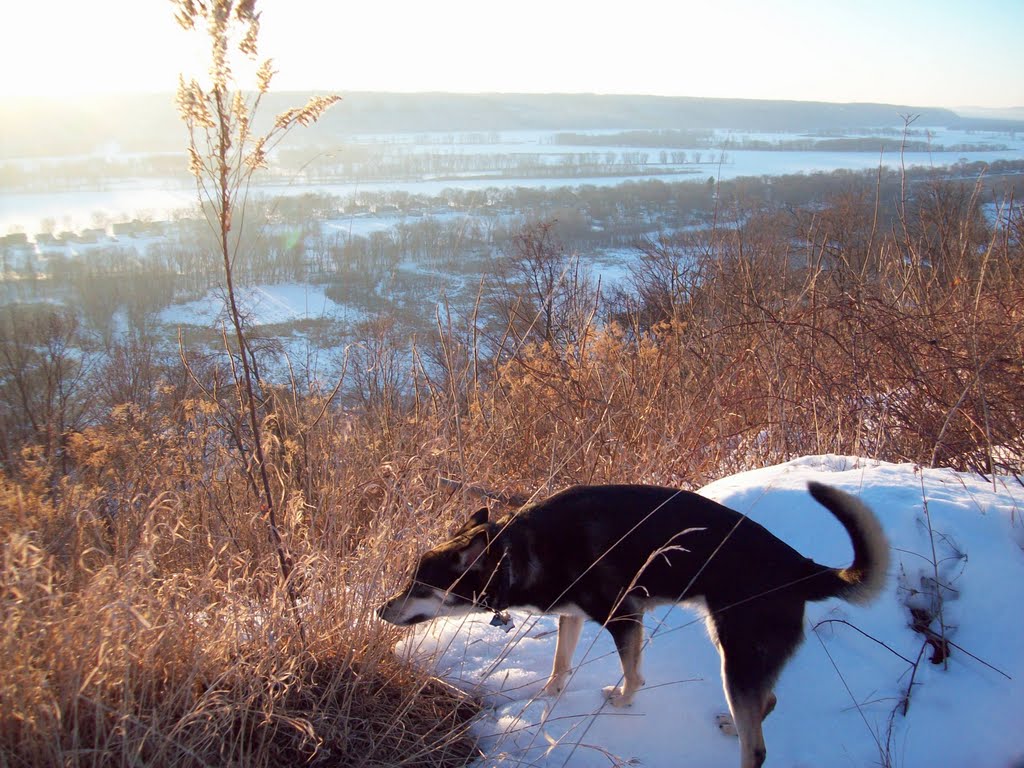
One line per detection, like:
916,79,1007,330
376,591,437,626
377,598,405,625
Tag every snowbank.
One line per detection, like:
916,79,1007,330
396,456,1024,767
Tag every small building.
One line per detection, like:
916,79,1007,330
0,233,29,247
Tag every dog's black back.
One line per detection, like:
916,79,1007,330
495,484,835,621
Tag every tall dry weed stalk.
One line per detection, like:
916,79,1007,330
173,0,338,622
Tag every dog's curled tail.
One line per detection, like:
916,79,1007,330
806,481,890,605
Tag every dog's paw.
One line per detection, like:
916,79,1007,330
715,713,738,737
540,677,566,698
602,685,634,708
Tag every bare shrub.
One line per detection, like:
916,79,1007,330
0,305,96,478
491,220,601,350
613,180,1024,476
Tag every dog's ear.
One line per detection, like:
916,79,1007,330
468,507,489,527
456,529,489,571
455,507,489,535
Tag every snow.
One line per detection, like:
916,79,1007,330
158,282,358,328
0,182,197,236
394,456,1024,767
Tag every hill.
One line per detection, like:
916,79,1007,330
3,91,1014,158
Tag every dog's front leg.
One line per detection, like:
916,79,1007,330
542,614,584,697
602,617,645,707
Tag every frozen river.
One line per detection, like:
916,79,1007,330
2,126,1020,235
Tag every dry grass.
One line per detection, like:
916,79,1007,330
0,380,494,767
1,174,1022,767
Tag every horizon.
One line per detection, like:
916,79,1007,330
2,0,1022,111
2,87,1019,112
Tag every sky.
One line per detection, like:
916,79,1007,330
1,0,1022,109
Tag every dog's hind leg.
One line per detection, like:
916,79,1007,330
710,603,804,768
602,615,646,707
542,614,584,697
724,685,769,768
718,688,776,735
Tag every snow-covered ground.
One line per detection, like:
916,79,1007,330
395,457,1024,767
158,282,358,328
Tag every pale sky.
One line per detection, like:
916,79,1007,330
2,0,1022,109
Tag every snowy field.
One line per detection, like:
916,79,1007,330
157,283,364,385
395,457,1024,768
158,282,356,328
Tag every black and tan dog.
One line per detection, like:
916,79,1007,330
378,482,889,768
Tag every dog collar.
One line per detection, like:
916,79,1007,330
485,546,514,632
489,610,513,631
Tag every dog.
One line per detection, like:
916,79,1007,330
378,482,889,768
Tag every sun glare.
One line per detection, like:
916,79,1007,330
1,2,195,97
0,0,1022,106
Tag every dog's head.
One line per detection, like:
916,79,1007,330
377,507,497,626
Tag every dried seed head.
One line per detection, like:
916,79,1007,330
239,13,260,58
256,59,275,94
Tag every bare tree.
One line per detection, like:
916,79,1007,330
495,220,600,349
0,306,95,478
